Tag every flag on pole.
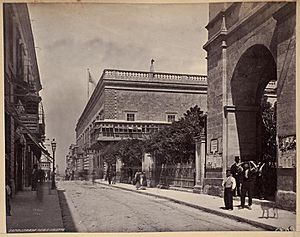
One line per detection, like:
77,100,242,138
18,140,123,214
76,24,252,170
88,69,96,85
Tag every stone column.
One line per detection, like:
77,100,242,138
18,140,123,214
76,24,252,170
273,3,296,211
115,158,122,182
193,134,206,193
221,14,228,180
142,153,153,187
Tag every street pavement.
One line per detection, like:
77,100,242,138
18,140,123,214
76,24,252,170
94,179,296,231
57,180,263,232
6,181,65,233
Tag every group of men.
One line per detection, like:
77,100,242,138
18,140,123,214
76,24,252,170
31,164,47,191
223,156,266,210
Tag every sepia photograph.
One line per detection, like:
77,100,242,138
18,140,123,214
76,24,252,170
3,1,297,233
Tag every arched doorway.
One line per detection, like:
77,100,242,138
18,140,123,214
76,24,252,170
230,44,277,199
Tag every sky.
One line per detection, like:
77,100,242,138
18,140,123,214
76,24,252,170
28,3,208,173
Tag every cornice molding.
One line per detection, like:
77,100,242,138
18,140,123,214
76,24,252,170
204,2,285,51
77,70,208,130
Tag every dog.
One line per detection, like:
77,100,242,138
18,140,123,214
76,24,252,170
260,201,278,219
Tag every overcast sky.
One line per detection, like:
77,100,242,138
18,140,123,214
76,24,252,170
28,3,208,173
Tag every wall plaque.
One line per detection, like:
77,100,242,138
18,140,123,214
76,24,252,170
210,139,218,153
206,154,222,169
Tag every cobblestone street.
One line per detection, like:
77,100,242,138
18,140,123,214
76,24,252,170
57,181,263,232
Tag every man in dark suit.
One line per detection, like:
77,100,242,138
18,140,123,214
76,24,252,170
230,156,242,196
239,161,258,210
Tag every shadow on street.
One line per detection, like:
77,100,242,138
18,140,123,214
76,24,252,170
57,189,76,232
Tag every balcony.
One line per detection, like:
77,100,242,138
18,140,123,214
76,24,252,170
19,114,39,134
90,120,171,147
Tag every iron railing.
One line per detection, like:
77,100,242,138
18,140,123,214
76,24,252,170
158,164,196,189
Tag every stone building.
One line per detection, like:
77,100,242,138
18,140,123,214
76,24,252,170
4,3,49,194
200,2,296,210
75,68,208,180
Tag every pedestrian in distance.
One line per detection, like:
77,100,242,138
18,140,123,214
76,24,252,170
111,169,116,184
128,168,133,184
134,170,141,190
106,166,112,185
140,172,147,190
5,177,12,216
91,170,96,185
65,169,69,181
51,167,56,189
37,166,45,201
239,161,258,210
71,170,75,181
112,175,116,184
222,170,236,210
230,156,243,196
31,164,38,191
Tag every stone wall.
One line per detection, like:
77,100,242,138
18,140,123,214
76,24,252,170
104,89,117,119
76,92,104,136
114,90,207,121
204,2,296,208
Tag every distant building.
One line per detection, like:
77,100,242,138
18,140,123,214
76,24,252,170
74,68,208,180
71,66,277,184
4,3,49,194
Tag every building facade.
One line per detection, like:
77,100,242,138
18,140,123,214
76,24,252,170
74,69,208,180
4,3,48,194
202,2,296,210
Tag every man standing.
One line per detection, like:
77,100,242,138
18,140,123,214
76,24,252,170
51,167,56,189
106,166,112,185
230,156,242,196
257,161,266,199
37,166,45,201
6,177,12,216
31,164,38,191
222,170,236,210
91,170,96,185
239,161,258,210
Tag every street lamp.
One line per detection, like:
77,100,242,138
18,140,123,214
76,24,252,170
51,138,57,189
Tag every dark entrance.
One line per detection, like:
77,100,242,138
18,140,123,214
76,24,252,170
231,44,277,199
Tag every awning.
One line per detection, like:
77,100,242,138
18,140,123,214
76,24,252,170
12,115,53,162
26,133,53,162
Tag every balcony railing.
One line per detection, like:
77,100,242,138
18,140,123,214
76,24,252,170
90,120,171,145
102,69,207,85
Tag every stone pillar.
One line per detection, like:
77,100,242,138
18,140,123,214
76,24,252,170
221,15,228,180
193,134,206,193
273,3,296,211
88,151,94,175
115,158,122,182
142,153,155,187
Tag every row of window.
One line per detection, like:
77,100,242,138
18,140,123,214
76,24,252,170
101,126,160,137
126,113,177,122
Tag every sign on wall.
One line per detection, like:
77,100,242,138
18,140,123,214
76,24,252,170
210,139,218,154
206,154,222,169
39,162,50,171
278,150,296,168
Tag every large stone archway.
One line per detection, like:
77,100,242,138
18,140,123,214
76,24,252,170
229,44,276,164
202,2,296,210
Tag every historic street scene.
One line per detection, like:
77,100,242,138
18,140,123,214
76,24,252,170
3,1,296,233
